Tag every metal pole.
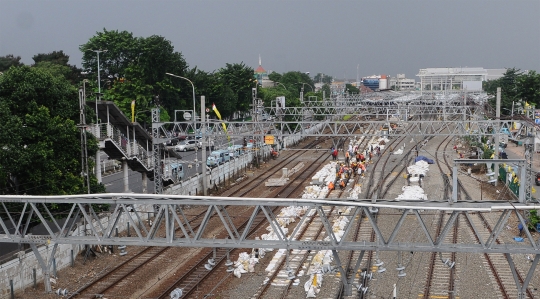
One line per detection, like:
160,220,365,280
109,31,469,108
494,87,501,186
201,96,208,195
165,73,196,132
123,160,129,192
92,50,106,184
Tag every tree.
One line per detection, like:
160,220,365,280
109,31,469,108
268,71,282,83
345,83,359,94
32,50,70,65
517,70,540,107
483,68,521,111
32,50,83,84
313,73,333,84
80,29,188,123
0,66,103,196
214,62,255,117
0,54,23,72
483,68,540,114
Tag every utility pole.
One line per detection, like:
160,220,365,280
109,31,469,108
494,87,501,186
92,49,107,183
79,84,91,194
201,96,208,195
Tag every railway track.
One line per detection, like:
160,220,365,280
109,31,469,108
68,137,329,299
152,128,354,298
247,123,367,299
465,212,534,298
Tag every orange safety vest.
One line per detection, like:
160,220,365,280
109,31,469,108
328,182,334,190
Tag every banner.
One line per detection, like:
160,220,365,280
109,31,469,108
131,100,135,122
212,103,229,140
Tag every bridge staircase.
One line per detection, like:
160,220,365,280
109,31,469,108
86,101,155,180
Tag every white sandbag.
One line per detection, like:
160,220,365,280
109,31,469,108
307,287,317,298
233,267,242,278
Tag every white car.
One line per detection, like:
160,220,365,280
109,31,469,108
175,140,199,152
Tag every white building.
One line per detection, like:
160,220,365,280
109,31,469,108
389,74,416,90
416,67,506,91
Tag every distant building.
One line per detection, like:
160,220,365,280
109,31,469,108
253,55,275,88
389,74,416,90
361,75,389,91
416,67,506,91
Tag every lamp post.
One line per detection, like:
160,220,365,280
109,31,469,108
166,73,196,129
91,49,107,183
275,82,287,90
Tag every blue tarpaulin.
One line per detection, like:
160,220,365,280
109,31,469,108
415,156,434,164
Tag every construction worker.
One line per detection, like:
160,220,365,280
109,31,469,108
359,163,366,176
339,179,346,190
332,148,338,161
328,181,335,190
345,151,350,166
359,153,365,163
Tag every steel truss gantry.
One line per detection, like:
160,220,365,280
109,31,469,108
1,194,538,252
157,119,530,140
1,194,538,295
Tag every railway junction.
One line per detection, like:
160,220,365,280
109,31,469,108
1,90,540,299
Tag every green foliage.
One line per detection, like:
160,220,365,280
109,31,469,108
31,50,83,85
528,210,539,231
343,115,352,121
32,51,70,65
0,54,24,72
213,62,255,116
345,83,359,94
482,146,494,159
268,71,282,83
80,29,188,123
483,68,540,113
313,73,333,84
0,66,101,196
33,61,73,79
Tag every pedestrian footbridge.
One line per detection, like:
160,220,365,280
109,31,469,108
87,101,154,182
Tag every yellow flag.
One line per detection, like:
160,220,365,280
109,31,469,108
212,103,222,120
212,103,230,140
131,100,135,122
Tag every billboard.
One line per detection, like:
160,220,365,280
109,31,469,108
264,135,275,145
535,110,540,124
276,96,285,109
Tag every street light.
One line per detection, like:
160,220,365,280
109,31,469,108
275,82,287,90
165,72,196,128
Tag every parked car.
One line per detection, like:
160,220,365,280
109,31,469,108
228,144,244,157
206,155,220,168
175,140,198,152
536,172,540,186
208,150,231,164
165,138,180,146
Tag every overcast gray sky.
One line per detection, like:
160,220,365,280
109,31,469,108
1,0,539,80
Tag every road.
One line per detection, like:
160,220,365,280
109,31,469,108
101,134,247,193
